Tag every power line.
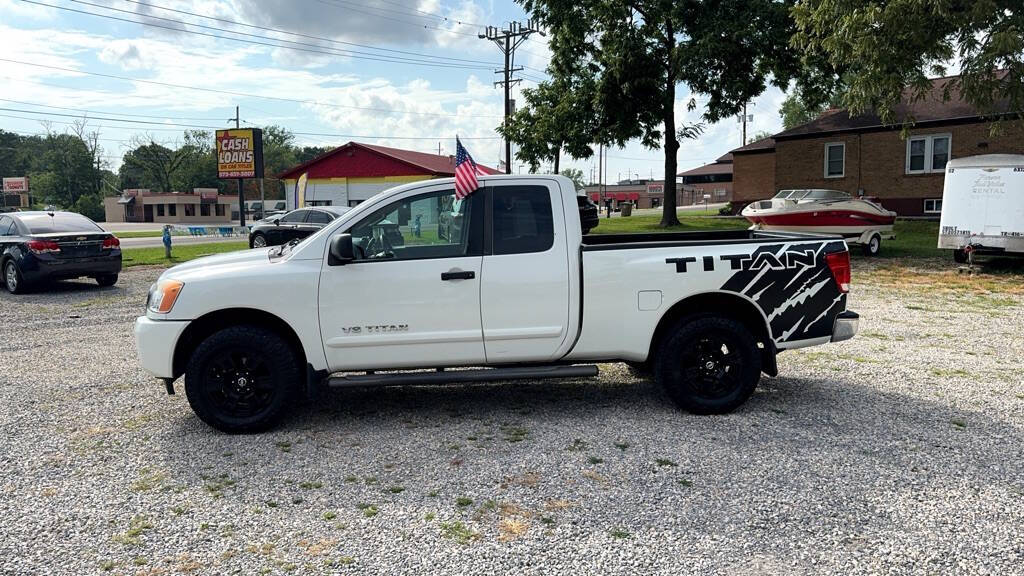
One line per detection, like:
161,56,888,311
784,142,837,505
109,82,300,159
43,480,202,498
0,97,227,122
0,108,502,140
22,0,492,70
312,0,483,39
0,59,505,120
102,0,498,66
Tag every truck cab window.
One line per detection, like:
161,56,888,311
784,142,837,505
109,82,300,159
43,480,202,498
492,186,554,255
348,189,477,261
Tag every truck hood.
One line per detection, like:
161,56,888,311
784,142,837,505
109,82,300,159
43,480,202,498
161,247,272,280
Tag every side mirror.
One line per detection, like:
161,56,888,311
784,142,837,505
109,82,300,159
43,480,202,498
328,233,355,266
274,218,280,226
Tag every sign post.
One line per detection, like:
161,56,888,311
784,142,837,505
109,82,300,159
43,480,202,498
215,127,263,227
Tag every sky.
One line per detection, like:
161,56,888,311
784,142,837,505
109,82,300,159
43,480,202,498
0,0,790,182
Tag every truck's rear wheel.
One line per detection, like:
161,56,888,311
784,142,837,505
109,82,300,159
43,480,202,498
655,315,761,415
184,325,300,433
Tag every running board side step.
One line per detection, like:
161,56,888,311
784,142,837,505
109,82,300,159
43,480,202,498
326,364,599,388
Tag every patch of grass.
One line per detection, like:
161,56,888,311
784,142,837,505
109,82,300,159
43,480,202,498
100,560,116,571
202,473,236,499
424,512,436,521
609,528,631,539
502,426,529,443
678,478,693,487
357,503,378,518
170,505,188,516
111,230,163,238
299,480,323,490
456,497,473,508
587,456,604,465
387,486,405,494
121,241,249,268
323,511,337,521
590,213,748,235
275,441,292,453
655,458,678,468
951,418,967,430
931,368,971,378
540,516,555,526
498,518,529,542
440,521,477,544
428,490,439,497
567,438,588,452
265,500,279,508
292,496,304,505
112,516,153,546
614,441,630,451
364,476,378,485
130,469,167,493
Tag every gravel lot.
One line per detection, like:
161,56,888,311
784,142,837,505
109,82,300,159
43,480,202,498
0,264,1021,575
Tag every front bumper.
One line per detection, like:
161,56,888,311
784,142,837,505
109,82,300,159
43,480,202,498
134,316,190,379
831,310,859,343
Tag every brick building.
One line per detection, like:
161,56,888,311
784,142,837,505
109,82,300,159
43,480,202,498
104,188,239,223
677,153,733,205
730,75,1024,216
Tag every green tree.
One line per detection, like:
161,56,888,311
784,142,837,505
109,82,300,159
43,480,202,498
295,145,332,165
560,167,586,189
260,125,298,200
792,0,1024,125
516,0,802,227
500,72,601,174
120,138,193,193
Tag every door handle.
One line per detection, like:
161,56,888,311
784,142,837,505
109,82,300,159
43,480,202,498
441,270,475,281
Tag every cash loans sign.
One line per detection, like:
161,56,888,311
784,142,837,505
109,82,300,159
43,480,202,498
216,128,264,179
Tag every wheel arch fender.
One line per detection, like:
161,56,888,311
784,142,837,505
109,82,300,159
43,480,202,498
647,290,777,376
172,308,307,382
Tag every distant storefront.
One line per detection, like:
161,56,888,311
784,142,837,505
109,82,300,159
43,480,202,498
277,141,501,209
103,188,239,224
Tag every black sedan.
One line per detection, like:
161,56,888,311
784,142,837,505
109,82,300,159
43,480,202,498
248,206,350,248
577,194,599,234
1,211,122,294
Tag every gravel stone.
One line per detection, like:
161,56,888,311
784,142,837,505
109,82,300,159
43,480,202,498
0,265,1021,575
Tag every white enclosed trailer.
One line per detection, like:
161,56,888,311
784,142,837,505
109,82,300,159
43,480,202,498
938,154,1024,262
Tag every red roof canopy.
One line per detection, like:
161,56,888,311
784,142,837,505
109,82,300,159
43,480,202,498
277,141,501,180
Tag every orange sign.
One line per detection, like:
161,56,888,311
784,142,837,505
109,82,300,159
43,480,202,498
216,129,263,179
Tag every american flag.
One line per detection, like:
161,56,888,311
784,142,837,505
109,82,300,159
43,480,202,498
454,137,480,199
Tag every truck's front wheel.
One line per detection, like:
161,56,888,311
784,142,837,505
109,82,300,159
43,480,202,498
184,325,300,433
655,315,761,415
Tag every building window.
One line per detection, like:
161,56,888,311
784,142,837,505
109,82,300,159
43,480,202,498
906,134,951,174
168,204,176,217
308,200,332,206
156,204,165,217
185,204,195,217
215,204,225,216
824,142,845,178
924,198,942,213
348,200,362,207
200,204,211,216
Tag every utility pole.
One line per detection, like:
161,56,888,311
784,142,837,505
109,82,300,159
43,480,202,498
737,102,754,146
480,21,543,174
231,105,245,227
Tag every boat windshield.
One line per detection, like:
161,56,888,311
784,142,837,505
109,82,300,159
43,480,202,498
774,189,849,201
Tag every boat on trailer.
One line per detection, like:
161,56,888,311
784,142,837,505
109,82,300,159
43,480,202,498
741,189,897,255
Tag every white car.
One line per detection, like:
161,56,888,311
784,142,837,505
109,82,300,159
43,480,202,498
136,175,859,433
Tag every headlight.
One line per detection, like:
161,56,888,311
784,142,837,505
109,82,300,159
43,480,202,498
148,279,184,314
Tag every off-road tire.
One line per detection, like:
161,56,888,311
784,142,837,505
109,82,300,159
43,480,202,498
654,315,761,415
184,325,300,433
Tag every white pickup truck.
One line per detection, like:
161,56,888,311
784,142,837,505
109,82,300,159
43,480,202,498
135,175,859,433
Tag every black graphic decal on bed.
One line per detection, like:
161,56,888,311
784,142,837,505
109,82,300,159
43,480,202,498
719,241,847,343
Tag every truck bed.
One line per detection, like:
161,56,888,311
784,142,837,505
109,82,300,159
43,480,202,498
581,229,839,250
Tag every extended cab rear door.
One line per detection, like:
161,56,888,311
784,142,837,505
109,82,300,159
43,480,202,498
480,181,572,362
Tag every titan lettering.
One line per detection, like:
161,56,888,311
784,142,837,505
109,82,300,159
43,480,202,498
667,250,817,273
341,324,409,334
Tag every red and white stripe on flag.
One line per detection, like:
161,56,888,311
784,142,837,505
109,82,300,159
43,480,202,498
454,138,480,199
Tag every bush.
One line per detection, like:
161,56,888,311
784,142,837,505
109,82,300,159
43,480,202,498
718,202,733,216
72,193,105,222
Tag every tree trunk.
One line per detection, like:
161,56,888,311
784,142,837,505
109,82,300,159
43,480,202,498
660,81,680,227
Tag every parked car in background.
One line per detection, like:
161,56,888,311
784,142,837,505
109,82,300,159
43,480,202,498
1,211,121,293
248,206,350,248
577,194,599,234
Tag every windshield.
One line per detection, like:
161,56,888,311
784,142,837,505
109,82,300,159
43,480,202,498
20,212,103,234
